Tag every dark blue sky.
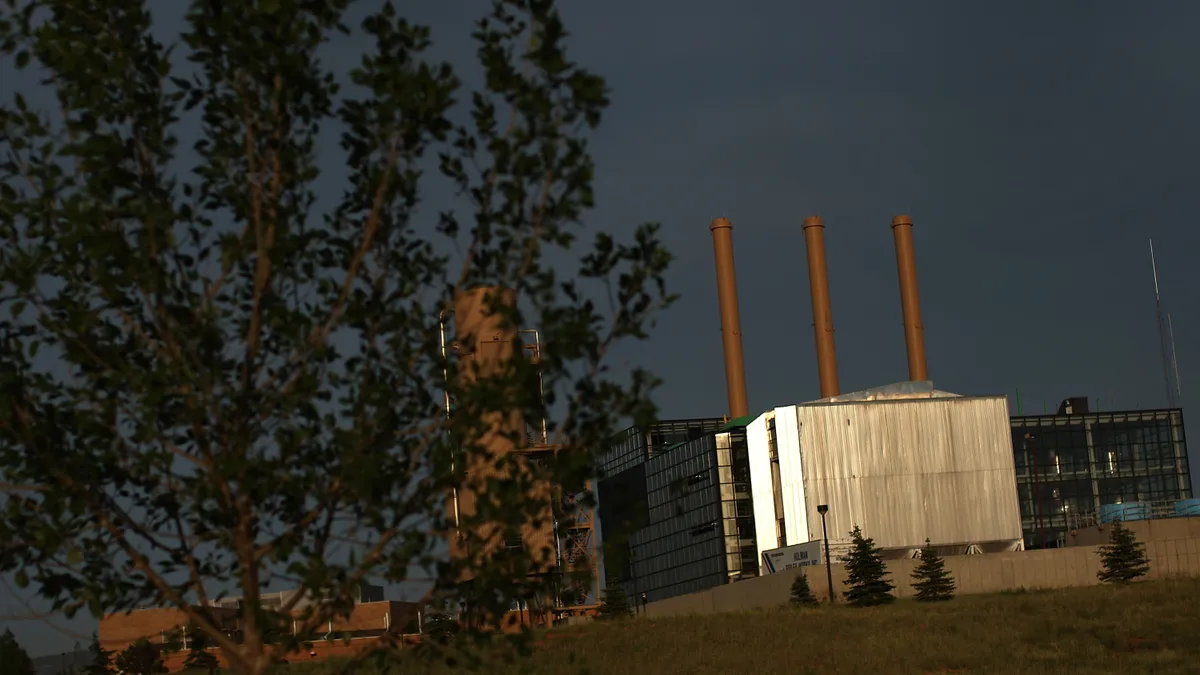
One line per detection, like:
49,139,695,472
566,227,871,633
4,0,1199,657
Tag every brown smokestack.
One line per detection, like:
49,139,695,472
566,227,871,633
891,215,929,382
802,216,840,398
710,217,750,419
449,287,556,580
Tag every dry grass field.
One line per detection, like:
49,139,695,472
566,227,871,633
241,577,1200,675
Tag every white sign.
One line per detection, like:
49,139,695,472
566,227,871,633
760,539,823,574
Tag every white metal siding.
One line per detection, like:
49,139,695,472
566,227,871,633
746,413,778,566
784,396,1022,550
774,406,810,547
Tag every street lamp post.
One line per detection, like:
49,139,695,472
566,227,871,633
817,504,835,603
629,546,639,615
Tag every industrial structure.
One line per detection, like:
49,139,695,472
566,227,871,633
443,287,599,621
801,216,840,399
600,214,1025,602
596,417,755,602
596,213,1191,606
709,218,750,419
1012,399,1192,549
890,215,929,383
746,383,1025,565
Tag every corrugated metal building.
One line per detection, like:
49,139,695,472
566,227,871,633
747,382,1024,564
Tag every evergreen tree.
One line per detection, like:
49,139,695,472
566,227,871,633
910,539,956,602
114,639,167,675
840,525,895,607
596,580,633,619
183,628,220,674
1097,520,1150,584
789,571,819,606
84,633,116,675
0,628,36,675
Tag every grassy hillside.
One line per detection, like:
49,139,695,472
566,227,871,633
238,578,1200,675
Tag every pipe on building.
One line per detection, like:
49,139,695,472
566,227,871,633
890,215,929,382
709,217,750,419
801,216,840,398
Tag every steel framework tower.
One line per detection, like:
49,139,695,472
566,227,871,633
1150,240,1182,408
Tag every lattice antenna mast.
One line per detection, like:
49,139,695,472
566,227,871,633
1149,240,1180,408
1168,312,1182,405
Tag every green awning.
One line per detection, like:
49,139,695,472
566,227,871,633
721,414,756,430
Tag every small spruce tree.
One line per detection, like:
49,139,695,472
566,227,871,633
790,571,819,606
183,628,220,674
1097,520,1150,584
911,539,956,601
596,580,634,619
0,628,36,675
84,633,116,675
841,525,895,607
114,639,167,675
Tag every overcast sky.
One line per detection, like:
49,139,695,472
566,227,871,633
4,0,1199,657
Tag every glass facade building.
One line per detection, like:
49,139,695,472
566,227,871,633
596,418,757,602
599,418,727,477
1010,408,1191,549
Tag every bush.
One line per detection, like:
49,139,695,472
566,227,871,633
183,629,221,673
790,572,819,606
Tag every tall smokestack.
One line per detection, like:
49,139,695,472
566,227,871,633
448,287,558,587
802,216,840,398
890,215,929,382
710,217,750,419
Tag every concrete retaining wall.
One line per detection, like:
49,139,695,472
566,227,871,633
1067,516,1200,547
645,534,1200,618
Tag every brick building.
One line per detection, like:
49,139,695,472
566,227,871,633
98,590,421,672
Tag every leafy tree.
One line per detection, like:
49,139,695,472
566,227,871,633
114,639,166,675
910,538,955,602
184,628,221,674
0,628,36,675
840,525,895,607
789,570,819,606
595,580,633,620
84,633,117,675
422,613,461,643
1097,520,1150,584
0,1,673,675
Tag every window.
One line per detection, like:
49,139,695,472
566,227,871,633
503,532,523,549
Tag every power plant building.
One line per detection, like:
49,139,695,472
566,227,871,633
746,383,1025,564
597,418,760,602
590,212,1195,607
1011,403,1191,549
